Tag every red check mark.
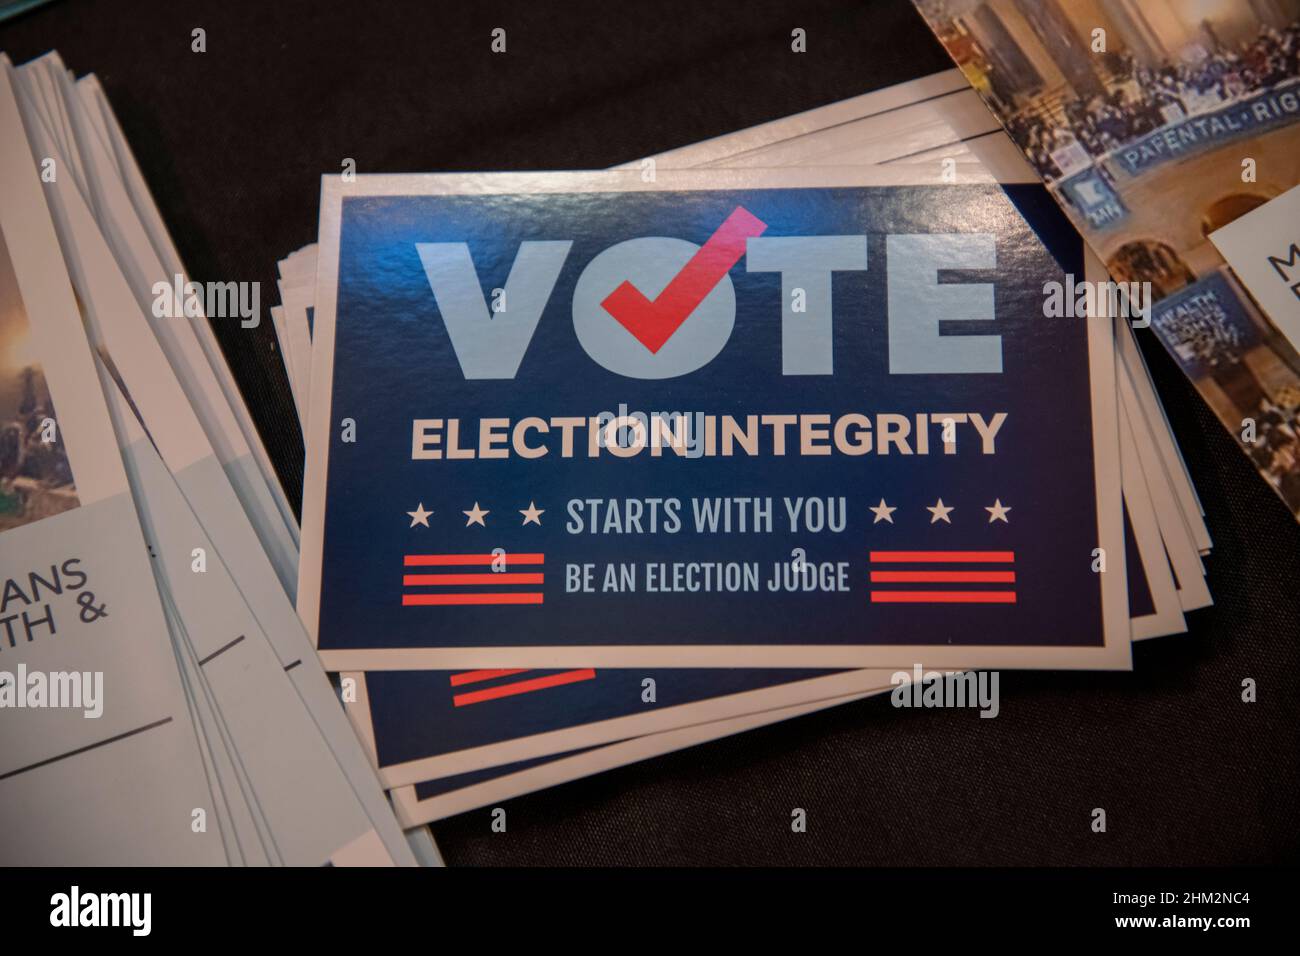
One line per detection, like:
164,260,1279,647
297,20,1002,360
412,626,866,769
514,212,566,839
601,206,768,353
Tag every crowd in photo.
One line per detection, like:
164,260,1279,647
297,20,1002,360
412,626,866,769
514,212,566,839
1006,21,1300,180
1248,394,1300,512
0,367,76,532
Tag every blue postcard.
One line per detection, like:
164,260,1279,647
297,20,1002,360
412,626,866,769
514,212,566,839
299,168,1129,670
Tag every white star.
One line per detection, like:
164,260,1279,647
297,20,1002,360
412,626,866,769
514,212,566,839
463,502,490,527
927,498,954,524
985,499,1011,523
520,501,544,526
407,502,433,528
869,498,896,524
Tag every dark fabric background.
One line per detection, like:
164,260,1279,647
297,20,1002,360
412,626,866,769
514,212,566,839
4,0,1297,866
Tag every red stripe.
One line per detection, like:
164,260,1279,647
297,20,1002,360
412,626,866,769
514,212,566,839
869,551,1015,563
449,669,531,686
401,593,544,606
871,591,1017,603
404,553,545,567
403,573,544,585
870,570,1015,583
453,669,597,706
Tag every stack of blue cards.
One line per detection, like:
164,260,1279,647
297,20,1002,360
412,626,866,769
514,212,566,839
268,70,1212,826
0,42,1218,863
